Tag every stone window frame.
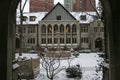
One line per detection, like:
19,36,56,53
60,38,64,43
47,24,52,33
41,24,46,33
81,37,88,43
72,38,77,43
28,26,35,33
22,16,28,21
54,24,58,33
81,26,88,32
66,24,71,33
48,38,52,44
41,38,46,44
72,24,77,33
27,38,35,44
60,24,64,33
66,38,71,43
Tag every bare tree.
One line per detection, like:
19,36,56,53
17,0,28,55
19,0,28,24
40,52,65,80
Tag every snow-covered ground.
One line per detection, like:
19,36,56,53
35,52,104,80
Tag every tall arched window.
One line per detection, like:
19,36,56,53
72,24,77,33
47,24,52,33
66,24,70,33
41,24,46,33
60,24,64,33
54,24,58,33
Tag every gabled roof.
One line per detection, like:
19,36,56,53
42,2,76,20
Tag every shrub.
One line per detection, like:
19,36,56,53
72,52,79,58
65,65,82,78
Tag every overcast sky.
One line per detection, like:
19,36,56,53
54,0,64,4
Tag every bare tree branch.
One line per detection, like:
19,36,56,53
88,0,101,19
22,0,28,12
40,52,63,80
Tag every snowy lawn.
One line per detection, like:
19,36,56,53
35,52,104,80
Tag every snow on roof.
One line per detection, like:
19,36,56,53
16,12,47,25
16,11,97,25
71,12,97,23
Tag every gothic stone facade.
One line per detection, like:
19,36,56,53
39,20,80,48
89,20,104,51
38,3,80,48
17,3,104,51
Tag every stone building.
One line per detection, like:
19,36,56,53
38,3,80,48
16,24,38,49
16,3,80,49
80,23,90,49
89,19,104,51
16,3,103,51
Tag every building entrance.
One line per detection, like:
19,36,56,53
95,38,103,51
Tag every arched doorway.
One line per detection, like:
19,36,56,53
95,38,103,51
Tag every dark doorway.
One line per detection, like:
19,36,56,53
16,38,20,49
95,38,103,51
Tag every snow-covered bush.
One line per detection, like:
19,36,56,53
65,65,82,78
72,52,79,58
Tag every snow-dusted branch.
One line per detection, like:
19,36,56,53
40,52,63,80
88,0,101,19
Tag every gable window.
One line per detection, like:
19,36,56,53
56,15,61,20
80,15,86,21
22,16,27,21
30,16,36,21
